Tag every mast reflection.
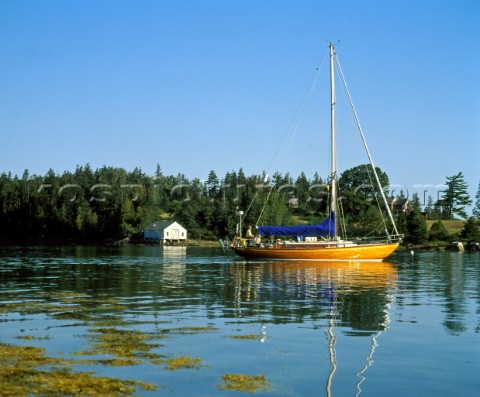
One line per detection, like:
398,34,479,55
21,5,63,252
229,260,397,396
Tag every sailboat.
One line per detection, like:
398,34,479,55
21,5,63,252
233,43,402,261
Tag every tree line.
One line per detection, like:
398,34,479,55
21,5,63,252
396,172,480,244
0,164,478,244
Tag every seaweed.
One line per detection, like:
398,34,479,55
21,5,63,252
0,343,156,396
219,373,270,393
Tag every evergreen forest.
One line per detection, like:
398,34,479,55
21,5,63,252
0,164,478,244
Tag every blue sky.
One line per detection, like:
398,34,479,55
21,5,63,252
1,0,479,212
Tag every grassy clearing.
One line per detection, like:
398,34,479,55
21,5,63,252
426,219,465,235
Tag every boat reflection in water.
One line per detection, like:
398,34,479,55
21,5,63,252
229,260,397,396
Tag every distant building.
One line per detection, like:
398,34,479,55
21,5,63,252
144,221,187,245
390,197,411,215
288,197,299,209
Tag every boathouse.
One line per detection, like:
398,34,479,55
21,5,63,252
144,221,187,245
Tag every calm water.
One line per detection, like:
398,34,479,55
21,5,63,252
1,246,479,396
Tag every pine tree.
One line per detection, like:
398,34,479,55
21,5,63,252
442,172,472,219
155,163,163,178
395,211,407,235
424,195,434,219
473,181,480,219
428,220,449,241
206,170,219,197
405,193,428,244
459,217,480,242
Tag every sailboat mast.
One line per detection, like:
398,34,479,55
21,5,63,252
329,43,338,239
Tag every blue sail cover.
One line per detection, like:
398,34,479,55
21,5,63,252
258,212,335,237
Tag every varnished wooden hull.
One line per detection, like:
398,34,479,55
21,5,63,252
234,242,399,261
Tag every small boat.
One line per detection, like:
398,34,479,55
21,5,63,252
233,43,402,261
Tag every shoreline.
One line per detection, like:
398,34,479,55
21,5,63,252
1,238,475,251
0,238,221,248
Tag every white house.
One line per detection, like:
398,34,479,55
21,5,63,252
144,221,187,245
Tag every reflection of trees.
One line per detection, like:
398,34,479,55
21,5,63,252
442,253,468,334
1,247,397,334
340,293,391,333
395,252,480,335
6,246,478,336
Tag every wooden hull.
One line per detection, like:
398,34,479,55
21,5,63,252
233,242,399,261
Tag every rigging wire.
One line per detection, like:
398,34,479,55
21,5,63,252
334,54,400,237
266,48,329,175
336,184,348,240
362,163,390,236
355,302,392,396
250,49,330,226
326,279,338,397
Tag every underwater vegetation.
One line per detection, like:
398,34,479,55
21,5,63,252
219,374,270,393
1,290,270,394
0,343,157,396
